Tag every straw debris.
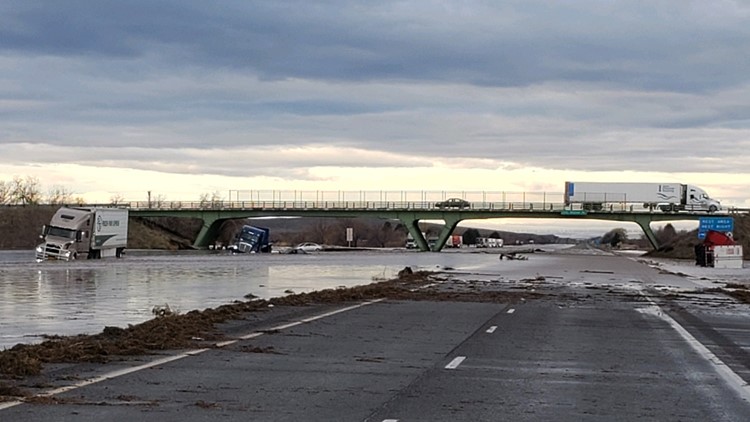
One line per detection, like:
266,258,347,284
0,269,541,381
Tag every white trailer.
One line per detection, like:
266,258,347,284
477,237,503,248
564,182,721,213
36,207,129,261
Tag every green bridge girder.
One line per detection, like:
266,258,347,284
130,208,712,251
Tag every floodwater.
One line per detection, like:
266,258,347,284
0,248,513,350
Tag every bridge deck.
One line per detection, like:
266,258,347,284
121,199,730,252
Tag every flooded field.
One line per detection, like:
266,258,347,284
0,248,518,350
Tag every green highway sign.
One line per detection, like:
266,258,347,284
561,210,588,216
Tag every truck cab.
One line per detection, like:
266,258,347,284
36,208,93,261
229,225,271,253
685,185,721,213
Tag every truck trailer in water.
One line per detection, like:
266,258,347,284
36,207,128,261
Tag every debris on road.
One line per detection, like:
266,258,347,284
152,303,175,317
0,270,542,384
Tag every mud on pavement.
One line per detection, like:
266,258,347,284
3,260,746,403
0,268,547,400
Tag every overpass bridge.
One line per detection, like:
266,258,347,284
126,196,729,251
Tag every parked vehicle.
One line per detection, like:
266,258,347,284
435,198,470,209
405,232,428,249
696,230,743,268
229,225,271,253
445,234,463,248
295,242,322,252
36,207,128,261
477,237,503,248
564,182,721,213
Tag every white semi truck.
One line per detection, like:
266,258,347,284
564,182,721,213
36,207,129,261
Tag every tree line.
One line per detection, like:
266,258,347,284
0,176,227,207
0,176,82,205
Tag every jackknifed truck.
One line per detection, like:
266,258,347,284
36,207,129,261
564,182,721,213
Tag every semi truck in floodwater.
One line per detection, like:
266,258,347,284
228,225,272,253
564,182,721,213
36,207,129,261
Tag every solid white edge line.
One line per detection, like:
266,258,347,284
238,332,265,341
445,356,466,370
0,299,384,412
639,300,750,402
486,326,497,333
41,350,211,397
300,300,383,323
0,401,23,411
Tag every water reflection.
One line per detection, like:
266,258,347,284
0,250,499,349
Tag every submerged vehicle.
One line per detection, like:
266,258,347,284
229,225,272,253
36,207,128,261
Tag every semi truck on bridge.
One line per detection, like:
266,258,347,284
36,207,128,261
564,182,721,213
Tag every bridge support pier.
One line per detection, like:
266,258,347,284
433,217,461,252
193,216,227,248
633,215,660,250
398,215,462,252
402,218,430,252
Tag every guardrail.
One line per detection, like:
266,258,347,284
119,200,734,214
125,200,568,211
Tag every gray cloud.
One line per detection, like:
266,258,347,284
2,1,750,178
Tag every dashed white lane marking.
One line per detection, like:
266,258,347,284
507,308,515,314
486,326,497,334
0,299,384,412
638,302,750,402
445,356,466,369
382,419,399,422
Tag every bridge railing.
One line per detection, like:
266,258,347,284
124,200,640,212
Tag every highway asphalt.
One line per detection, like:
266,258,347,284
2,250,750,421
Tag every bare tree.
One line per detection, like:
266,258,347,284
152,194,166,208
369,221,401,247
10,176,41,205
0,180,10,205
308,218,334,244
210,191,223,208
47,185,74,205
199,192,210,209
199,191,223,209
602,228,628,247
334,218,370,246
110,193,126,206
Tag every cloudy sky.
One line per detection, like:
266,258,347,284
2,0,750,211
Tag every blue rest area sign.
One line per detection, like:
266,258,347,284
698,217,734,239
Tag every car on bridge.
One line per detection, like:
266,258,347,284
435,198,470,209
